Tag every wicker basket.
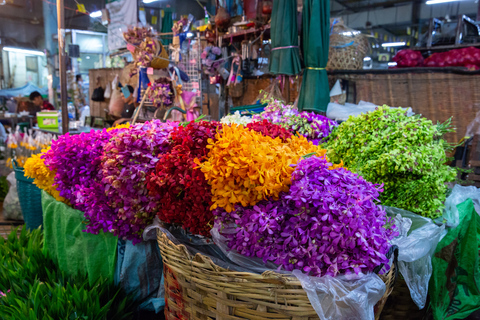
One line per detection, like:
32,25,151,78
12,160,43,230
380,278,428,320
158,232,397,320
328,68,480,144
327,19,369,71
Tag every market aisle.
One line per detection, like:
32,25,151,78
0,203,23,239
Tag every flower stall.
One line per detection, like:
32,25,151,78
14,89,479,320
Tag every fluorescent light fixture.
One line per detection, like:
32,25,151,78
426,0,462,4
90,10,102,18
381,42,406,47
143,0,160,3
363,57,372,61
3,47,44,56
341,31,361,36
388,62,397,66
186,32,194,38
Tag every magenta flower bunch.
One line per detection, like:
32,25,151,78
100,120,177,242
42,129,116,209
214,156,397,277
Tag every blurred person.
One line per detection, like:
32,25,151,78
111,85,136,126
29,91,55,111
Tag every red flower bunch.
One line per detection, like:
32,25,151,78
246,119,294,141
147,121,221,236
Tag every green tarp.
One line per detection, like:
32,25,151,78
297,0,330,113
42,191,118,285
268,0,302,76
430,198,480,320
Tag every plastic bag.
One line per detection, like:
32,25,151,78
104,81,112,99
444,184,480,229
108,87,124,117
466,110,480,138
385,206,445,309
3,172,22,220
210,221,388,320
430,199,480,320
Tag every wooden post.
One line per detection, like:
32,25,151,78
57,0,68,133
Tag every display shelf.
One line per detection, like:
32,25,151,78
412,42,480,52
220,25,270,40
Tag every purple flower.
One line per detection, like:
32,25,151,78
214,156,397,277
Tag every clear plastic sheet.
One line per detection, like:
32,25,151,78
443,184,480,229
210,222,387,320
146,219,388,320
384,206,445,309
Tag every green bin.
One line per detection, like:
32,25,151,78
12,160,43,230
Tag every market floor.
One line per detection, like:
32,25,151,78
0,203,23,239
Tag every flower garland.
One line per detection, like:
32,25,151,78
147,121,221,236
215,156,397,277
198,124,340,212
201,46,222,74
24,148,67,204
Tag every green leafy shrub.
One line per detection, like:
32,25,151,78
324,105,456,219
0,228,137,320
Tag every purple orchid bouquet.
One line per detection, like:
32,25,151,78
149,80,174,108
201,46,222,74
252,100,338,143
99,120,177,242
214,155,397,277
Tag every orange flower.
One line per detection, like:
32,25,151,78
197,124,343,212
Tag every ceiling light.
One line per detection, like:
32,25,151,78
363,57,372,61
426,0,462,4
143,0,160,3
186,32,194,38
3,47,45,56
388,62,397,66
90,10,102,18
381,42,406,47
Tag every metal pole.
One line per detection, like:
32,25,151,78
57,0,69,133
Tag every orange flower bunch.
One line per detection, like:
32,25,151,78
198,124,342,212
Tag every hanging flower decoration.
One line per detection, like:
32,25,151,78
24,148,68,204
214,155,397,277
149,80,174,108
201,46,222,74
147,121,221,236
123,26,154,46
100,120,177,242
197,124,343,212
136,37,158,68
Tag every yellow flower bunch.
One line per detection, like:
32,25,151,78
107,122,131,132
198,124,343,212
24,148,68,204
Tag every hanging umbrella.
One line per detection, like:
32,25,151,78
298,0,330,113
161,8,173,46
268,0,301,76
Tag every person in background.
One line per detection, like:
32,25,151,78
29,91,55,111
73,74,86,117
112,85,136,126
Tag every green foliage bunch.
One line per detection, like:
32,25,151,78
0,228,136,320
324,105,456,219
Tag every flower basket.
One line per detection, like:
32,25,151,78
380,278,429,320
157,232,397,320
